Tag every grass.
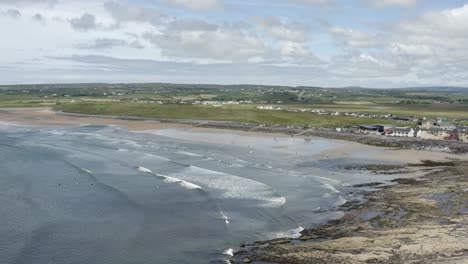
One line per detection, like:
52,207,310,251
270,103,468,119
57,102,402,128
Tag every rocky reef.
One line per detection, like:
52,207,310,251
231,160,468,264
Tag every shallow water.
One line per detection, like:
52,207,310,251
0,123,393,263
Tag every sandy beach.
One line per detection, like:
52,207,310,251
1,107,467,165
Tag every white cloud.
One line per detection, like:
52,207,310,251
1,0,468,87
70,13,96,31
77,38,144,50
2,8,20,18
161,0,224,10
143,20,269,62
256,17,307,42
0,0,57,6
291,0,333,5
364,0,418,9
329,26,382,48
104,1,165,26
31,13,45,23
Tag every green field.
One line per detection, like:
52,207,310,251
56,102,402,128
1,83,467,127
277,103,468,119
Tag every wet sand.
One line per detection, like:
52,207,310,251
1,108,467,165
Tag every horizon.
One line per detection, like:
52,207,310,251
1,81,467,90
1,0,468,88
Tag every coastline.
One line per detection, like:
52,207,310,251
1,107,468,263
231,160,468,264
1,107,467,154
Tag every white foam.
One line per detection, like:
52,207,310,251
269,226,304,239
176,179,202,190
137,166,202,190
143,153,171,161
177,151,203,157
81,168,92,174
0,121,26,127
322,183,340,193
159,175,202,190
48,130,65,136
137,166,153,174
334,195,347,206
169,166,286,208
228,163,245,168
220,211,230,224
223,248,234,257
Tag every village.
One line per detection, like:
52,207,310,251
256,105,468,143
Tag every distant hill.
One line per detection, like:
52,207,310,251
398,87,468,93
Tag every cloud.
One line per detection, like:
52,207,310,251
363,0,418,8
329,26,382,48
160,0,224,10
0,0,57,6
325,3,468,85
77,38,144,50
256,17,307,42
47,54,326,86
255,17,319,64
2,8,20,18
290,0,333,5
104,1,164,26
31,13,44,23
70,13,97,31
143,20,269,62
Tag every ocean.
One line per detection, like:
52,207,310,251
0,122,381,263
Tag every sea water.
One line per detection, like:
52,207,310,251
0,123,366,263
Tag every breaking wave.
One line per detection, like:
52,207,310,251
220,211,230,225
322,183,340,193
136,166,202,190
223,248,234,257
268,226,304,239
169,166,286,208
177,151,203,157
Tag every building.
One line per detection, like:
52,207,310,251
456,126,468,142
437,122,457,130
386,127,415,137
418,120,437,129
417,129,454,140
358,125,382,134
418,119,456,130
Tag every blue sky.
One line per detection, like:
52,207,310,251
1,0,468,88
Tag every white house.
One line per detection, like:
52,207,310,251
384,127,415,137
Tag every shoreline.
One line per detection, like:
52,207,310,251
1,107,468,263
2,107,467,154
34,108,468,154
231,160,468,263
1,108,466,165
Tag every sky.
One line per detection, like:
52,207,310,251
1,0,468,88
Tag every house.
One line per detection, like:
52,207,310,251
418,120,456,130
456,126,468,142
358,125,382,134
417,128,454,140
387,127,415,137
437,122,457,130
418,120,437,129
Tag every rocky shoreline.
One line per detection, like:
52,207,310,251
57,111,468,154
231,160,468,264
